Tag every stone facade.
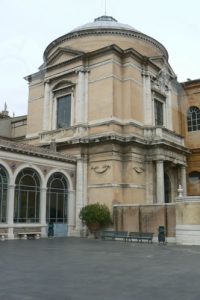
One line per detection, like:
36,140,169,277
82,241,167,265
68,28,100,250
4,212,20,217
0,15,200,243
24,16,189,208
181,79,200,196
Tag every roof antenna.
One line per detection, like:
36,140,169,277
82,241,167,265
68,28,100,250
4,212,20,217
104,0,107,16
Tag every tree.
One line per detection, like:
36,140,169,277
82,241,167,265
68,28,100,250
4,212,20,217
79,203,112,237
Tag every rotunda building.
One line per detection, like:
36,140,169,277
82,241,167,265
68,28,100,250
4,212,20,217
24,16,189,238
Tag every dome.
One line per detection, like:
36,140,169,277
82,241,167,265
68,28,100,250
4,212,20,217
70,15,141,33
44,15,168,61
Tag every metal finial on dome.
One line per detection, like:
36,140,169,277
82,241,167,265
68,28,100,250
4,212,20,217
4,102,7,112
94,15,117,22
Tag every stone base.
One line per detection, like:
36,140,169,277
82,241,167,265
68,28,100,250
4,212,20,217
176,225,200,245
69,227,85,237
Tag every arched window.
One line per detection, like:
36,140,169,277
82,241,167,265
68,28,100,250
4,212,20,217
0,165,8,223
14,168,40,223
187,106,200,132
46,173,68,223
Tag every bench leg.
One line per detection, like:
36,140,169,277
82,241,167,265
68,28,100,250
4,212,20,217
35,234,40,239
22,234,27,240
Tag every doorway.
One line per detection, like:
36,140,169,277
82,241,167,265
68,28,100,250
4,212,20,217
46,172,68,237
164,173,171,203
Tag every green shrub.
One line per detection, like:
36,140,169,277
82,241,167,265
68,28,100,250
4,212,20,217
79,203,112,228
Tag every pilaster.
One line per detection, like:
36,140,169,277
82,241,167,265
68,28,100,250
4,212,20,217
76,69,89,125
142,72,153,125
67,190,76,236
145,162,154,203
7,184,15,239
43,81,50,131
180,165,187,196
156,160,164,203
74,157,87,236
165,89,173,130
40,187,47,237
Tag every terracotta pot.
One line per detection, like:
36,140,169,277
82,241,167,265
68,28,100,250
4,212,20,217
88,222,100,233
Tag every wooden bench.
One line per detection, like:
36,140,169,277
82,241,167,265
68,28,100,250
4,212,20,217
101,230,116,240
114,231,128,241
128,232,154,243
127,232,140,242
17,232,41,240
101,230,128,241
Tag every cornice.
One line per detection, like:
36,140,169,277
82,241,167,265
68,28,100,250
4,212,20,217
0,139,76,163
53,132,189,155
40,44,144,74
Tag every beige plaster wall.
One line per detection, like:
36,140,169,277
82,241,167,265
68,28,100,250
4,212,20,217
87,142,147,206
88,188,123,211
181,82,200,149
171,93,181,134
181,81,200,196
122,188,146,204
27,99,44,135
113,204,176,237
187,152,200,195
113,206,140,232
47,34,165,59
176,202,200,225
27,81,44,135
88,77,113,121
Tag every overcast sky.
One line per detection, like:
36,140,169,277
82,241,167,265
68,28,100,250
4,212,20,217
0,0,200,116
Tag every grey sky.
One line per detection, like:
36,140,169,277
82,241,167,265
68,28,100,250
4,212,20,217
0,0,199,116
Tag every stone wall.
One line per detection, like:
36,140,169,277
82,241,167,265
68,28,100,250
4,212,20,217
113,204,176,238
176,196,200,245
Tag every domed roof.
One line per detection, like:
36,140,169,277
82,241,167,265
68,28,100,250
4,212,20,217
44,15,168,61
70,15,141,33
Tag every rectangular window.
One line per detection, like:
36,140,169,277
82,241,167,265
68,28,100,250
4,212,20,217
154,99,163,126
57,95,71,129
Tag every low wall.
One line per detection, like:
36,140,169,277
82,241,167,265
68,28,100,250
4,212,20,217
113,204,176,239
176,196,200,245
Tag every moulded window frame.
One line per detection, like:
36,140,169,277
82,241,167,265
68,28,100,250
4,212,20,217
153,96,166,127
14,168,41,223
187,106,200,132
46,172,68,224
56,93,72,130
0,165,8,223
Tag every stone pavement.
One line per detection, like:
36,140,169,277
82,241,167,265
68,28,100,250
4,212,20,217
0,237,200,300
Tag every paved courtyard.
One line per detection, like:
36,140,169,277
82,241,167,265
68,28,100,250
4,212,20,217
1,237,200,300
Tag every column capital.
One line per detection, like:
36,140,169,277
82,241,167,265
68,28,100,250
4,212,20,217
44,80,50,84
156,160,164,164
75,67,90,74
141,70,150,77
180,164,187,169
76,155,88,162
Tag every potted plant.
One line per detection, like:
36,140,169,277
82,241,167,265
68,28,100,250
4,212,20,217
79,203,112,238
